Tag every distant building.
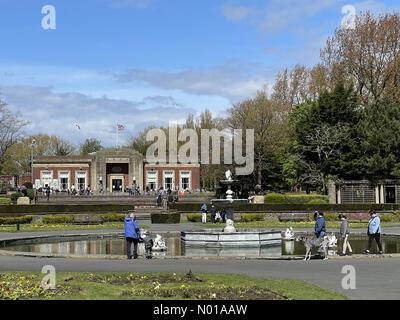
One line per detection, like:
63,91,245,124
30,148,200,193
330,180,400,204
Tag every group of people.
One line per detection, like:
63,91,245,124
313,209,383,256
200,204,228,224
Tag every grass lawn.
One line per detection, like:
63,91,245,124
0,222,148,233
0,272,348,300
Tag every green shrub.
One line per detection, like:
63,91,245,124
186,213,211,222
264,193,329,204
378,214,400,223
308,199,329,204
309,213,339,222
42,215,74,224
0,215,33,225
241,213,265,222
100,214,126,222
26,189,35,201
0,197,11,205
170,203,400,213
151,213,181,224
10,192,23,203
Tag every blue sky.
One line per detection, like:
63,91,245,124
0,0,399,146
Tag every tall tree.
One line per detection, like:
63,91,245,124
289,83,361,192
228,91,288,188
321,12,400,104
0,100,28,174
80,138,103,155
2,135,76,175
357,97,400,180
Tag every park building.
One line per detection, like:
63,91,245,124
329,180,400,204
30,148,200,193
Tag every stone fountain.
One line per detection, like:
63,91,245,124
181,170,282,251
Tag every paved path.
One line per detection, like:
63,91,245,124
0,254,399,300
1,224,400,300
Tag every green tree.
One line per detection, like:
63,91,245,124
80,138,102,155
289,82,361,192
358,98,400,180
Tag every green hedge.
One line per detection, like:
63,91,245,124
0,198,11,205
241,213,265,222
42,215,74,224
0,204,134,215
0,215,33,225
264,193,329,204
10,192,23,203
27,189,35,201
170,203,400,213
100,214,126,222
186,213,211,222
151,213,181,224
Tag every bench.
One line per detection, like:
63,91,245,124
279,213,310,222
345,212,370,222
73,214,103,225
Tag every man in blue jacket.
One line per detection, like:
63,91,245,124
364,209,383,255
314,211,326,238
125,213,141,259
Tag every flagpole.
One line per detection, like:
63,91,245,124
116,124,119,149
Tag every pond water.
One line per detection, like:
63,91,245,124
2,233,400,258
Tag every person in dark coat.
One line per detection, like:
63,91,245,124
210,205,217,224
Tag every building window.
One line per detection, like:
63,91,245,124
76,171,87,191
164,171,174,190
147,171,158,191
180,171,191,190
41,171,53,188
59,171,70,191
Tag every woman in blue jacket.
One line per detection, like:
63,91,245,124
314,211,326,238
364,209,383,255
124,213,141,259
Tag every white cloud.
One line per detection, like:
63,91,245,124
0,85,196,147
222,3,254,21
108,61,276,102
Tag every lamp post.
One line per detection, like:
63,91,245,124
30,139,37,185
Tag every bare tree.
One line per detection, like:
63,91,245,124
0,100,28,173
321,12,400,104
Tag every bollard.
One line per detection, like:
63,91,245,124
16,222,20,231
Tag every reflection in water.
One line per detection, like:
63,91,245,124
4,234,400,257
284,240,295,255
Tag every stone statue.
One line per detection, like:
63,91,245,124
224,219,236,233
225,170,233,181
284,227,294,241
152,234,167,251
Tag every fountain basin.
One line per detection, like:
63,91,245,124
181,229,282,248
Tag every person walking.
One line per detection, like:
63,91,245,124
210,205,217,224
220,208,227,223
339,214,352,256
124,213,141,259
364,209,383,255
201,203,208,224
314,211,326,238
